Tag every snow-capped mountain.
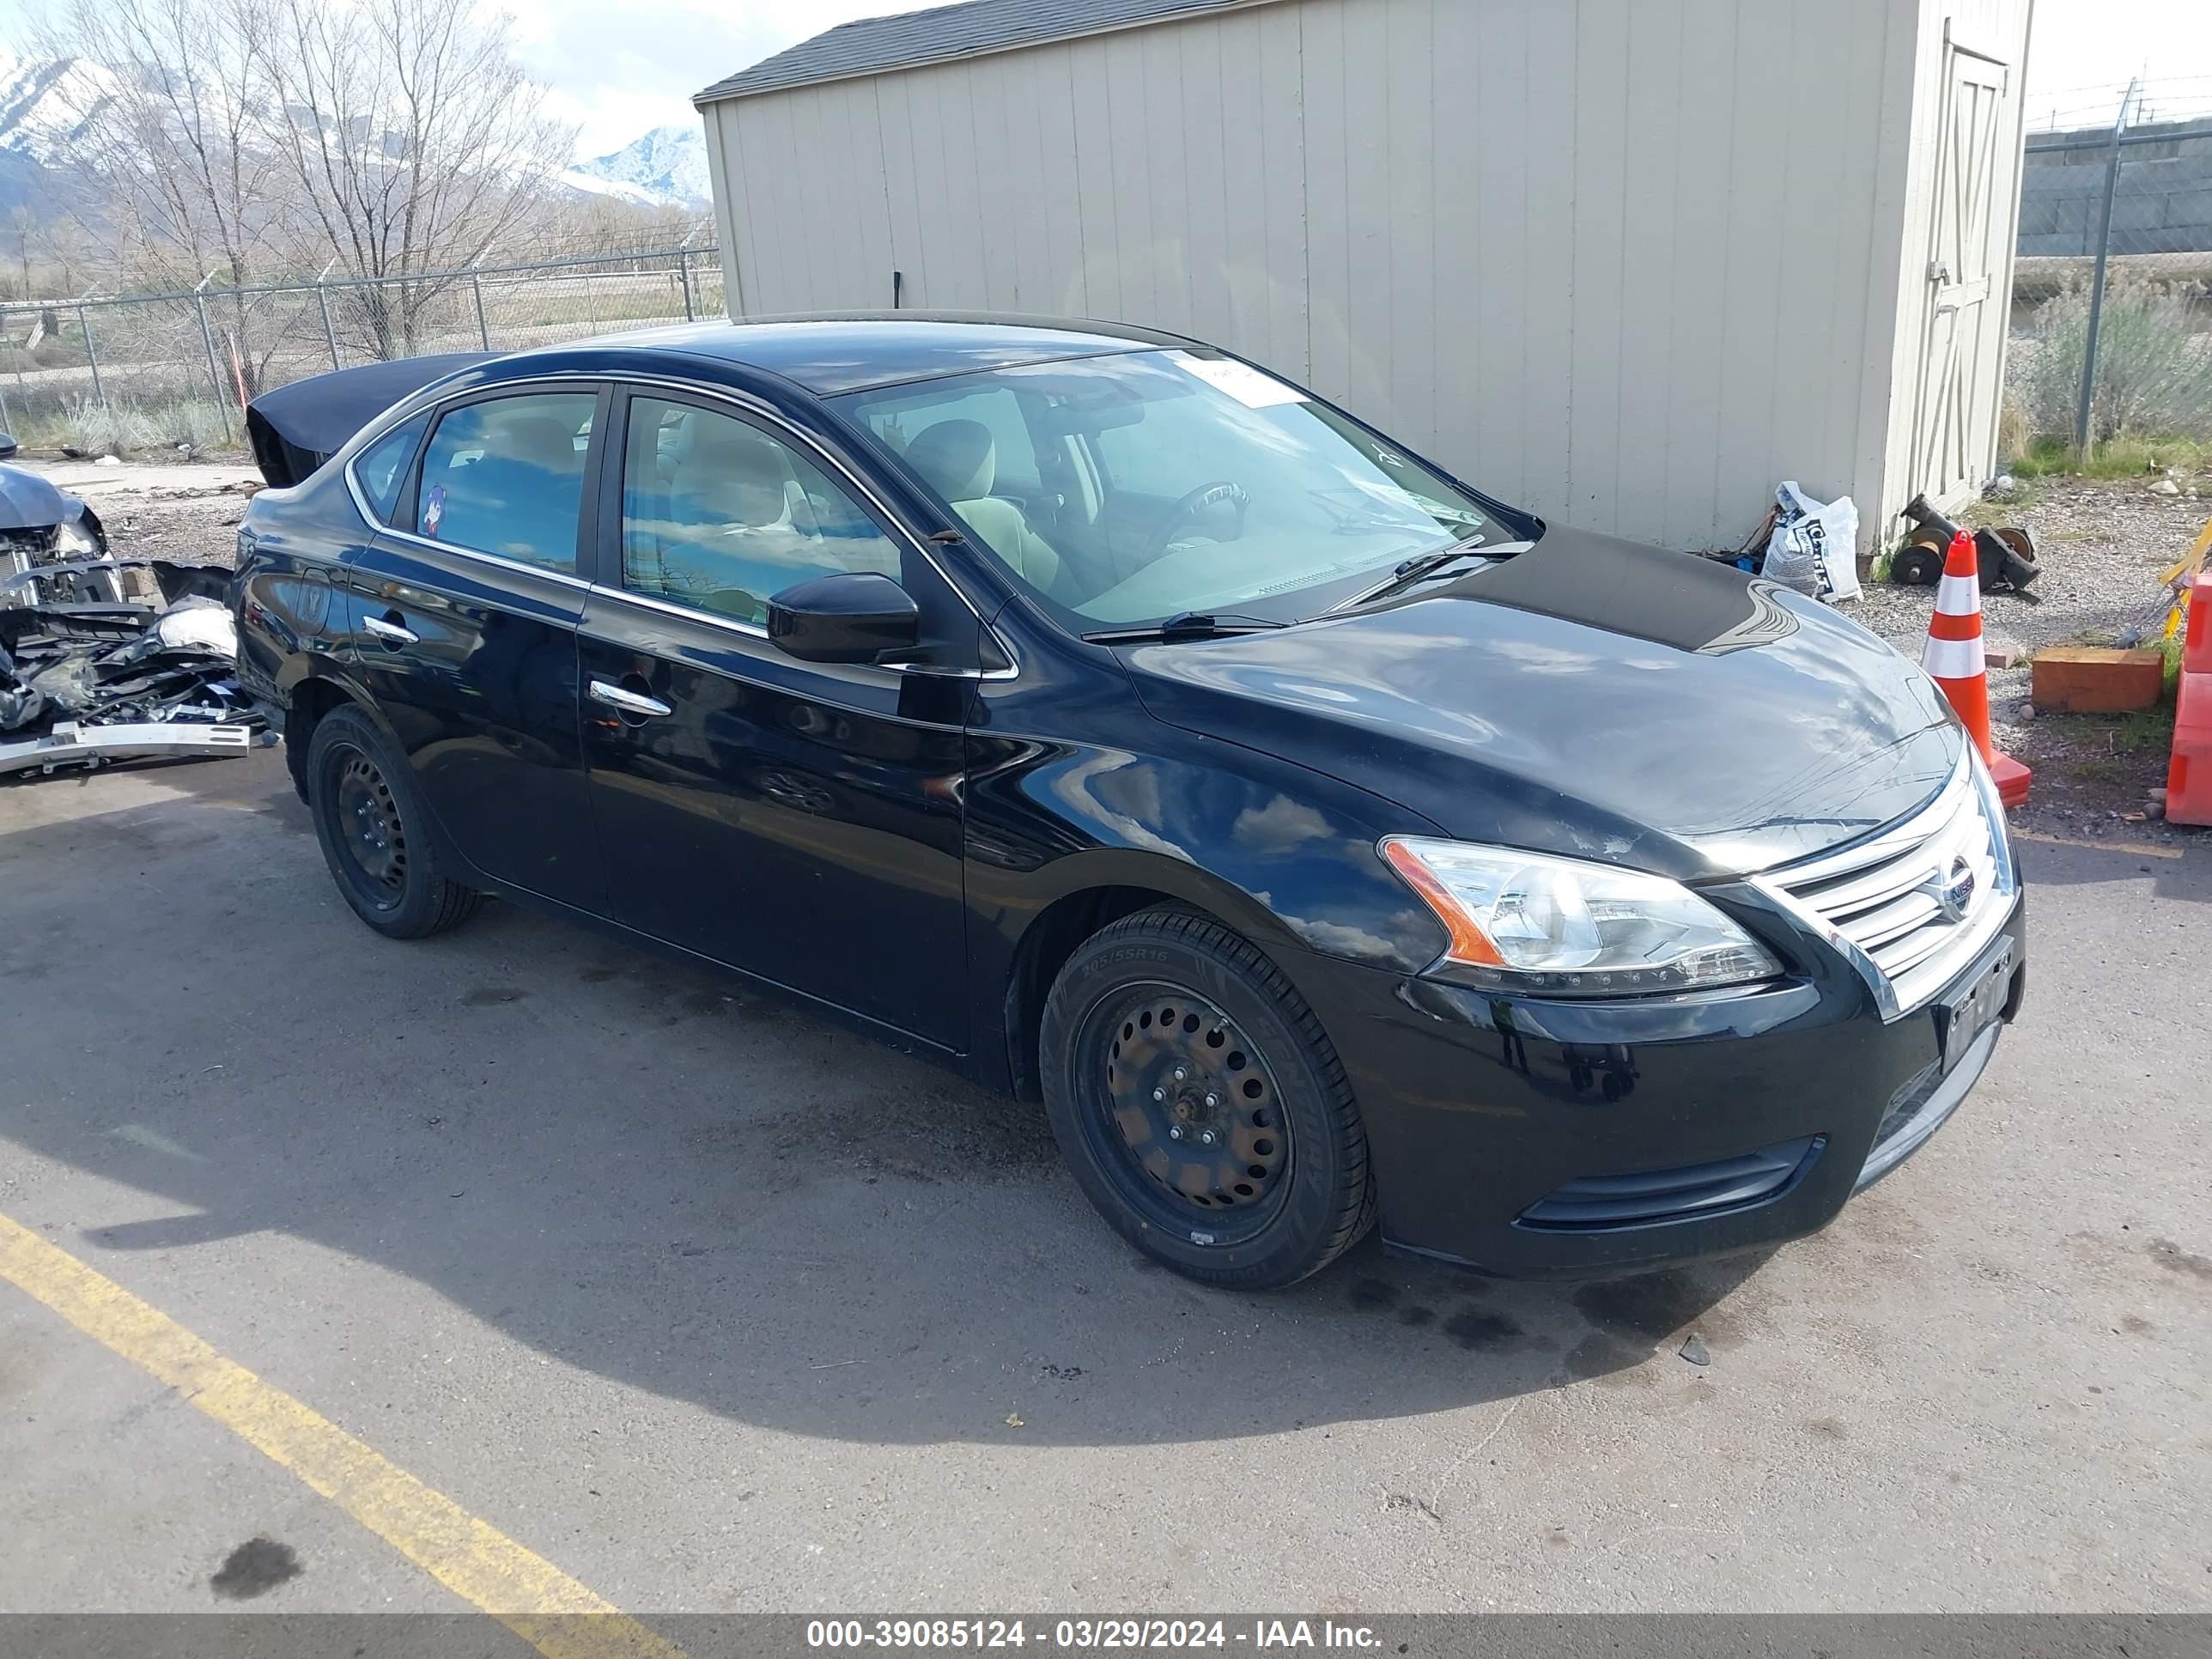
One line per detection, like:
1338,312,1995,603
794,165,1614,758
0,51,112,215
0,50,711,220
564,125,710,210
0,51,106,162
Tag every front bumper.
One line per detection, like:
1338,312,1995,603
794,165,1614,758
1289,892,2026,1279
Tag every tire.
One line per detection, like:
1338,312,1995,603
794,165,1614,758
1891,544,1944,586
306,702,483,939
1039,907,1376,1289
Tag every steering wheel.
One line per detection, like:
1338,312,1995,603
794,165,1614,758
1151,481,1250,557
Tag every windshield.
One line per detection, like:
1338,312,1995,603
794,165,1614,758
835,349,1520,628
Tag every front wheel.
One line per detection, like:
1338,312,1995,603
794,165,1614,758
1039,908,1376,1289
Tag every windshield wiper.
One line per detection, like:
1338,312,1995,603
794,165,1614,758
1082,611,1290,645
1328,539,1492,612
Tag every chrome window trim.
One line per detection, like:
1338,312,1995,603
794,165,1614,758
343,368,1018,680
368,525,595,591
574,582,1013,682
1748,745,2019,1024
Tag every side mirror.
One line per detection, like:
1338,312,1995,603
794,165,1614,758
0,433,18,462
767,571,921,665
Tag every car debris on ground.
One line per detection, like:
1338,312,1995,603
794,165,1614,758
0,552,264,780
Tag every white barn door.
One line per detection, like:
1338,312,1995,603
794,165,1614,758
1915,39,2011,502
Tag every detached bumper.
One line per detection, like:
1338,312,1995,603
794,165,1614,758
1290,895,2026,1279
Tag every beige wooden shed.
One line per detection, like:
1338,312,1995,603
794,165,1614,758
696,0,2034,556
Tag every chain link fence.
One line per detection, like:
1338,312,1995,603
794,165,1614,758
0,245,725,457
2011,81,2212,460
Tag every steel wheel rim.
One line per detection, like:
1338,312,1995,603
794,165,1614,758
331,746,408,902
1081,979,1291,1242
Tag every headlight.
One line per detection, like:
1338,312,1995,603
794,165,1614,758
1381,836,1783,996
57,520,100,557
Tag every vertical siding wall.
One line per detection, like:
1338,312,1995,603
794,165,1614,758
704,0,1932,551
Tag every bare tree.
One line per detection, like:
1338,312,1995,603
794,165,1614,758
259,0,574,358
33,0,298,390
33,0,289,286
33,0,573,370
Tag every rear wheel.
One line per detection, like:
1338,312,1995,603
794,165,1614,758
1040,908,1375,1289
307,703,483,939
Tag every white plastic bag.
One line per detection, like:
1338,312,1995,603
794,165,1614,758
1761,481,1862,603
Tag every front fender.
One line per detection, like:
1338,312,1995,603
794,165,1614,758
963,714,1452,1092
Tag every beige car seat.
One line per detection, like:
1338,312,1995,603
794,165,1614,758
903,419,1062,593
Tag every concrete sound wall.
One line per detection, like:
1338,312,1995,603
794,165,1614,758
2019,117,2212,257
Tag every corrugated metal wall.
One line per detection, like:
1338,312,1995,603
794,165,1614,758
702,0,2030,553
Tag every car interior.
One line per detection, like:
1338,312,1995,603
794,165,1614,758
846,355,1492,625
623,400,902,626
416,395,596,572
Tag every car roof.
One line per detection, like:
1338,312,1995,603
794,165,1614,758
506,313,1194,398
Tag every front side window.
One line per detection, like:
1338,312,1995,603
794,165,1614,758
354,413,428,525
415,392,597,574
838,349,1511,627
620,396,902,627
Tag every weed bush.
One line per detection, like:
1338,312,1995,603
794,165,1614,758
2014,276,2212,445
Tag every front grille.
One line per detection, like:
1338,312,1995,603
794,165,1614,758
1516,1135,1824,1231
1759,751,2014,1018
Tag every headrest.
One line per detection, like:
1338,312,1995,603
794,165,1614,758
905,419,995,503
679,414,790,487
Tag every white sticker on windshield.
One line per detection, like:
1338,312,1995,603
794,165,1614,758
1167,350,1307,409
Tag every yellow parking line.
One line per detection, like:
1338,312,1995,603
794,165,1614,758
0,1209,684,1659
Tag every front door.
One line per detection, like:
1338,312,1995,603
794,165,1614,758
341,385,607,912
1916,37,2011,501
574,387,972,1049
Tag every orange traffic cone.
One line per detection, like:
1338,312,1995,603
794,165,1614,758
2166,563,2212,825
1923,529,2032,807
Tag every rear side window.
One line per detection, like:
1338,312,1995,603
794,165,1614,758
353,413,428,526
415,392,597,574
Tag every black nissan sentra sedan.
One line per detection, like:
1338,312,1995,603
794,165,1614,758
233,315,2025,1289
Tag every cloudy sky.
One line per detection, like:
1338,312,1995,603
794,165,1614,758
6,0,2210,161
517,0,2212,161
508,0,885,156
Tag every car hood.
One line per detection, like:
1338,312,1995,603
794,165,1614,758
0,463,70,531
1119,526,1962,879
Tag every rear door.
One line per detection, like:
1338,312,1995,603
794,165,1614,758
341,384,608,912
573,386,975,1048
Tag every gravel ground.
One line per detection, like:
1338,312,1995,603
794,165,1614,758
94,488,254,568
37,457,263,568
1844,472,2209,841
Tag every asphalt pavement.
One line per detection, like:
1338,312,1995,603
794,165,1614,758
1,748,2207,1623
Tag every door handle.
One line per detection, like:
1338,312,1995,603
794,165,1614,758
588,678,673,719
362,614,418,646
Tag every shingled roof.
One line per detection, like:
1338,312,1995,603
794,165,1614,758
694,0,1253,105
